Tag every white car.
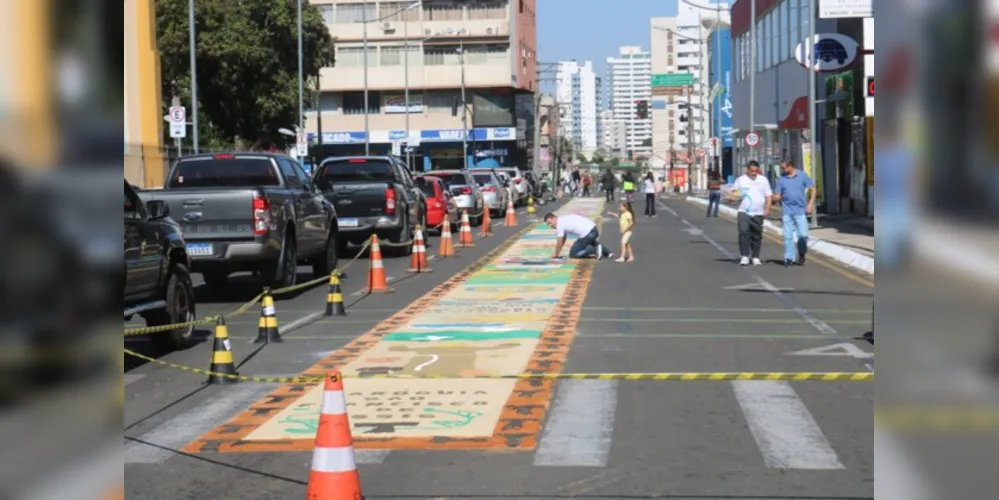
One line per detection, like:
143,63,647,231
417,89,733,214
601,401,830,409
498,167,529,206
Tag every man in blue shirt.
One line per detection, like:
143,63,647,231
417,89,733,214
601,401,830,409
773,160,816,267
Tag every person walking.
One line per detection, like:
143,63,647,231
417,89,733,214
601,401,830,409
706,169,723,217
642,172,657,217
582,171,592,197
621,171,637,202
773,160,816,267
544,212,612,260
571,168,582,196
728,161,772,266
602,170,616,202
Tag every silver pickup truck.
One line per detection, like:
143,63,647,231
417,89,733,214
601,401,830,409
139,153,340,289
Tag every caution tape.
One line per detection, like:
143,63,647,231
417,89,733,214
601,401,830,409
124,239,372,337
875,406,999,430
122,350,872,382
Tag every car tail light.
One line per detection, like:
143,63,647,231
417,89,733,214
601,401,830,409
214,154,235,160
457,187,473,195
385,187,396,215
481,186,496,192
348,158,366,163
252,196,271,235
515,178,523,184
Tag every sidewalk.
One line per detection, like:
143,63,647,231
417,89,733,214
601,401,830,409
686,194,875,275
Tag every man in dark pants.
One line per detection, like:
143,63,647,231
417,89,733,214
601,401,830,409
728,161,772,266
706,169,723,217
602,170,616,202
544,212,611,260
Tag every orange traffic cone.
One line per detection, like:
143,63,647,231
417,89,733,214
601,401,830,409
504,198,517,227
438,218,456,257
365,235,394,293
457,210,475,248
478,206,493,237
408,225,433,273
305,371,364,500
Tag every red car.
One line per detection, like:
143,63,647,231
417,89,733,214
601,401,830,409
414,175,458,233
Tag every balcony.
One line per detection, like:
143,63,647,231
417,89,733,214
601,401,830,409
327,19,510,42
320,60,513,91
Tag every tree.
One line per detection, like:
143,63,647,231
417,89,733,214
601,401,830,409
576,152,588,164
157,0,336,150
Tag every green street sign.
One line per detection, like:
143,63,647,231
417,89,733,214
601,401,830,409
651,73,695,87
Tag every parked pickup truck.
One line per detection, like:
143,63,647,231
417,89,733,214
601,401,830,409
139,153,341,289
313,156,427,256
125,180,196,349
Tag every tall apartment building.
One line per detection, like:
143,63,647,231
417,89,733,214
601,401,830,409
555,60,600,157
648,17,678,178
306,0,538,171
600,110,628,159
606,46,652,158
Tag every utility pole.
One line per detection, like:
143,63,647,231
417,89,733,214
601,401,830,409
715,1,722,175
459,42,468,169
188,0,199,153
362,15,370,155
807,0,819,228
297,0,303,134
687,90,694,195
404,19,411,169
749,0,756,149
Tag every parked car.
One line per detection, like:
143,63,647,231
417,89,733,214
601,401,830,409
313,156,427,256
426,170,485,226
413,175,458,233
498,167,529,206
124,180,196,349
138,153,341,289
467,168,511,216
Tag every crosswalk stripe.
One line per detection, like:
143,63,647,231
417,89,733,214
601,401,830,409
533,380,618,467
732,381,845,470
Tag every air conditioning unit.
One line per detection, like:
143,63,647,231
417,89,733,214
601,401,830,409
424,28,433,36
485,26,499,35
381,22,395,32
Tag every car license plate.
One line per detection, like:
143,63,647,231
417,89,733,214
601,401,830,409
186,243,214,256
339,218,359,227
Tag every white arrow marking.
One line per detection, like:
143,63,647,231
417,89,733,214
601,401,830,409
787,343,873,359
723,283,794,292
682,227,703,236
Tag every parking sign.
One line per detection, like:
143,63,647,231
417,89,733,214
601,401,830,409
169,106,186,138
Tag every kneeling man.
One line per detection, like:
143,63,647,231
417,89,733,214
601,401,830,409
544,212,612,260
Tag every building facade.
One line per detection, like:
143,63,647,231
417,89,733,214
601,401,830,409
124,0,166,187
600,109,628,159
706,24,734,178
555,60,600,157
648,17,677,180
606,46,652,158
306,0,538,171
729,0,872,215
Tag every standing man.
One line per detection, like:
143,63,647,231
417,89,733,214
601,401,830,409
773,160,816,267
544,212,611,260
571,168,582,196
602,169,616,202
728,161,772,266
706,169,723,217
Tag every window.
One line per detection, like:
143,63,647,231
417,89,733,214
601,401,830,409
318,5,334,24
424,45,461,65
378,2,420,22
770,10,779,66
316,159,395,186
168,158,280,188
780,0,789,61
755,20,763,72
468,2,506,19
335,2,376,23
336,46,375,67
277,159,304,189
342,91,381,115
425,3,462,20
424,89,461,113
380,46,404,66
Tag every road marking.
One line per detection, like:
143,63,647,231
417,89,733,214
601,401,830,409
678,217,873,372
245,311,324,343
731,381,844,470
787,343,873,359
578,318,869,324
723,283,794,292
124,374,145,386
582,306,870,314
124,384,278,464
533,380,618,467
232,332,832,341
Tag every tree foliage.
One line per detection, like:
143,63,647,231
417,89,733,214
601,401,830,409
157,0,336,150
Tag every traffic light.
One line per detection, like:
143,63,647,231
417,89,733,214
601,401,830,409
635,100,649,119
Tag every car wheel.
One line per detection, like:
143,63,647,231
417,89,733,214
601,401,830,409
263,238,297,289
312,230,339,278
149,263,196,351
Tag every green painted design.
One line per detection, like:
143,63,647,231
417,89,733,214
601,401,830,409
383,331,542,342
409,408,484,431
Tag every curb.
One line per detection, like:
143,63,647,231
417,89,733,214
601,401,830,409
686,197,875,276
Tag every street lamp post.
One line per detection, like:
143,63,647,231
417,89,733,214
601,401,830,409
807,0,818,228
297,0,303,135
459,42,468,169
188,0,199,153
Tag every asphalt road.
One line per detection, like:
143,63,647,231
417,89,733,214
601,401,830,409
124,196,874,500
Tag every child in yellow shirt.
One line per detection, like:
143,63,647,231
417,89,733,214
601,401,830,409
610,201,636,262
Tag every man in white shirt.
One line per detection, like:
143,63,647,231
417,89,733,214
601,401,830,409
728,160,773,266
544,212,611,260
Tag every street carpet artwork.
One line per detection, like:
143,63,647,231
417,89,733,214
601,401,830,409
184,198,604,453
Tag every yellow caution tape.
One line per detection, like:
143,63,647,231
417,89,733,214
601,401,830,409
124,349,872,383
875,406,999,430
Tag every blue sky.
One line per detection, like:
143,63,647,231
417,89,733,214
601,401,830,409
537,0,680,91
